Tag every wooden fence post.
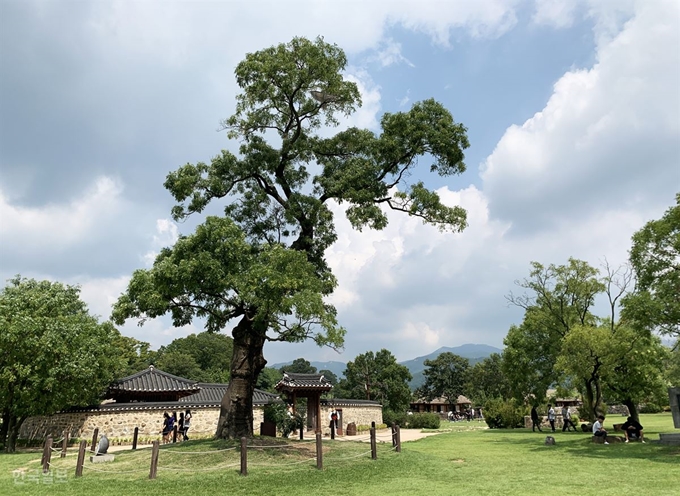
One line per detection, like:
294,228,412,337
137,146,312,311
396,424,401,453
391,422,396,448
316,432,323,470
132,427,139,450
299,427,304,440
42,436,53,473
331,420,335,440
370,423,377,460
240,437,247,476
173,425,178,443
149,440,159,480
75,440,87,478
90,428,98,453
61,430,68,458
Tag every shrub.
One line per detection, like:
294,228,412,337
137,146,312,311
383,410,408,427
483,398,525,429
640,403,663,414
264,403,305,437
407,413,440,429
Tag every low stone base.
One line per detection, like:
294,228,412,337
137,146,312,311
659,433,680,446
90,454,115,463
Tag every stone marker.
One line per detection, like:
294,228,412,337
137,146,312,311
96,434,109,455
544,436,556,445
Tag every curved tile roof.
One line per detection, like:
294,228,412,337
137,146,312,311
275,372,333,391
180,383,281,406
108,365,200,394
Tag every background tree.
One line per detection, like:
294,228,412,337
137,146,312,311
115,36,470,439
0,277,128,452
318,369,338,386
156,331,233,382
418,352,470,407
279,358,317,375
111,335,157,377
503,259,604,412
466,353,511,405
337,349,412,414
256,367,284,393
623,193,680,338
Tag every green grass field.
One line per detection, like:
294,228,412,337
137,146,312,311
1,413,678,496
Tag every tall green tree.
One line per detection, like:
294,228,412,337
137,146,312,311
279,358,317,374
466,353,511,404
114,37,469,439
255,367,283,393
112,216,342,439
503,259,604,417
623,193,680,338
338,349,412,414
1,277,128,452
418,352,470,407
157,331,233,383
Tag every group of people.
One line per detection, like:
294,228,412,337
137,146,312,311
593,415,645,444
161,409,192,444
447,408,483,422
530,404,577,432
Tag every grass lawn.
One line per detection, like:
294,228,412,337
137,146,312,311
1,413,678,496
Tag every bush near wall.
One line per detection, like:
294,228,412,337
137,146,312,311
483,398,525,429
406,413,441,429
383,410,408,427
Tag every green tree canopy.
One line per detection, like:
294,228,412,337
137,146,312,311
115,36,470,439
466,353,511,404
418,352,470,406
279,358,317,374
1,277,129,452
156,331,233,383
623,193,680,338
337,349,412,414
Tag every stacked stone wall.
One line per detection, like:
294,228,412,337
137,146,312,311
20,406,264,443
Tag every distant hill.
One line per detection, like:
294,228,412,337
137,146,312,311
402,344,502,390
270,344,501,388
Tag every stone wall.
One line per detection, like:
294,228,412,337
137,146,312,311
319,404,383,436
20,406,264,442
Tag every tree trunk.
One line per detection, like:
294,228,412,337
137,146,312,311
622,398,639,422
215,315,268,439
583,379,596,422
5,414,26,453
0,410,9,448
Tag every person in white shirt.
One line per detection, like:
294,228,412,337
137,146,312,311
547,404,556,432
592,415,609,445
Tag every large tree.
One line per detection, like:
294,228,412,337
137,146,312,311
279,358,317,374
623,193,680,338
418,352,470,407
466,353,511,404
156,331,234,383
337,349,412,414
0,277,128,452
114,37,470,439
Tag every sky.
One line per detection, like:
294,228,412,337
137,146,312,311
1,0,678,366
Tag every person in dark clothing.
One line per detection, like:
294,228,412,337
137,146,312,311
160,412,172,444
178,412,185,442
621,417,645,443
531,406,543,432
183,409,192,441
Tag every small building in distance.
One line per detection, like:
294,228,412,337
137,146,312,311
410,395,472,415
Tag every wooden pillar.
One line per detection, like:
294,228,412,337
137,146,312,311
61,430,68,458
132,427,139,450
316,392,322,434
240,437,247,476
90,428,98,453
149,441,159,479
75,440,87,478
370,422,377,460
316,432,323,470
42,436,53,473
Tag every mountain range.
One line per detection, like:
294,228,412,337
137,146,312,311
271,343,502,390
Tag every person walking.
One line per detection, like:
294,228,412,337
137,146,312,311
183,409,192,441
561,406,577,432
547,404,556,432
178,412,185,442
531,406,543,432
160,412,172,444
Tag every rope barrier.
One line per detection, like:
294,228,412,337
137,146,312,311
157,462,241,472
248,456,317,467
82,464,148,475
161,446,237,455
326,449,373,461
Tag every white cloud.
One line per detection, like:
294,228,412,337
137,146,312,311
0,176,124,250
143,219,180,266
481,0,679,232
370,39,414,68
